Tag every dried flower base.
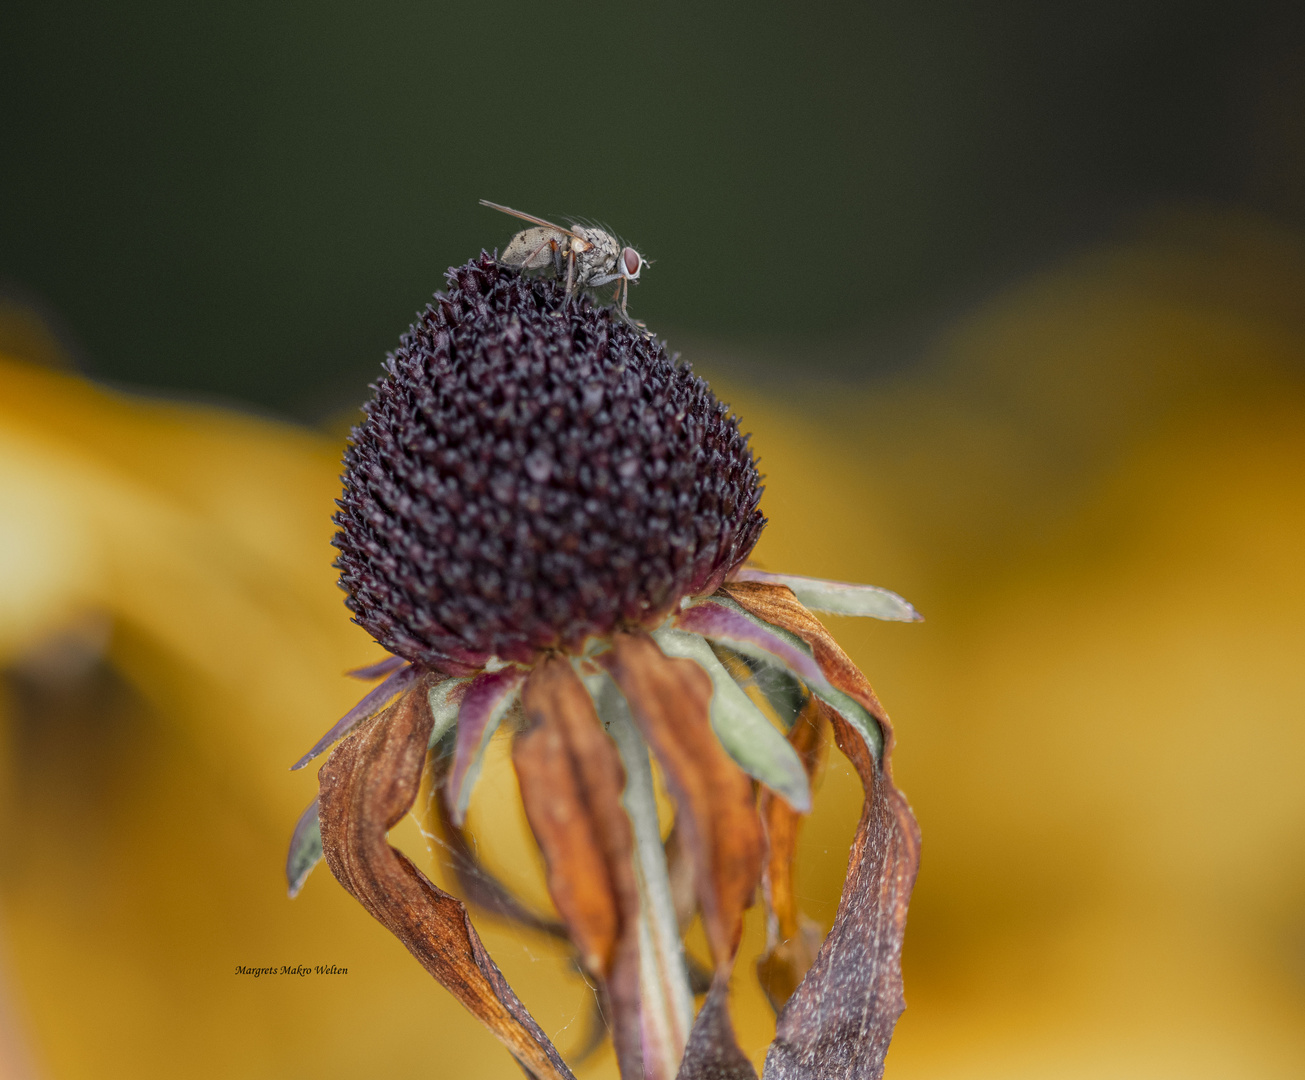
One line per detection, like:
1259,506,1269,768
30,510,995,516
289,257,921,1079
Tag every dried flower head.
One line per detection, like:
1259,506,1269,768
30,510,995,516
288,255,921,1080
332,253,763,669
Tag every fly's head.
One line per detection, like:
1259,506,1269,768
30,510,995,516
619,245,644,283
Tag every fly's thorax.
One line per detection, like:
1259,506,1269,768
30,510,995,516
571,225,621,285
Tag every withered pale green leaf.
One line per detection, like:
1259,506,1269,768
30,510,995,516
743,657,809,731
317,687,576,1080
427,675,471,749
513,657,644,1080
677,597,826,686
675,976,758,1080
599,632,764,971
731,569,922,622
694,594,883,761
720,584,895,742
285,795,322,898
652,626,811,812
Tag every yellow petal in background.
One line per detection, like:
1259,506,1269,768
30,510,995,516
726,210,1305,1078
0,425,102,662
0,353,585,1079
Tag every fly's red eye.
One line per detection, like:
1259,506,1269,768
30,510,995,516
622,247,642,278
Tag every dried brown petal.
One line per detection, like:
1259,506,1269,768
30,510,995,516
513,656,644,1080
761,705,919,1079
600,632,764,970
317,686,575,1080
756,918,824,1021
756,698,828,1011
722,583,920,1080
675,976,759,1080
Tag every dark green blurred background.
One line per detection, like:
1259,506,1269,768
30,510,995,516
3,1,1303,419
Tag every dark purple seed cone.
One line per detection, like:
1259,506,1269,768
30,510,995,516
333,253,765,671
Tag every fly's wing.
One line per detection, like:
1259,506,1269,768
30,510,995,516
502,226,565,270
480,200,585,240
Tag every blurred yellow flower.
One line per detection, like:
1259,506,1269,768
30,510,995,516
0,343,560,1078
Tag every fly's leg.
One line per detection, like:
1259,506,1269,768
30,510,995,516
611,287,651,337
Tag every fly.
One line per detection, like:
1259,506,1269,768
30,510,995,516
479,200,647,328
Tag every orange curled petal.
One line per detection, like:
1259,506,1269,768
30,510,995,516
316,686,576,1080
756,698,828,1012
513,656,644,1079
600,632,764,971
